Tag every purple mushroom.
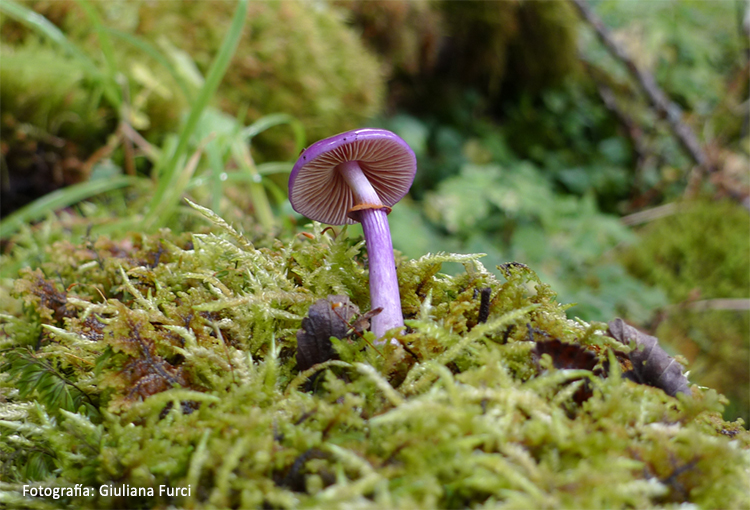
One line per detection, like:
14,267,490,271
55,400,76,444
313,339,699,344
289,128,417,341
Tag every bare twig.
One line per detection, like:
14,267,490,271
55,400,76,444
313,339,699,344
621,202,679,226
571,0,711,174
583,60,654,190
119,121,137,176
676,298,750,312
120,122,159,162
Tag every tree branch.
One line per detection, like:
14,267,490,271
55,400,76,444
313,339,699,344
571,0,711,173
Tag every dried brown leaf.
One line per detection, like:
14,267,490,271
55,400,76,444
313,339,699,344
296,295,360,371
607,318,690,397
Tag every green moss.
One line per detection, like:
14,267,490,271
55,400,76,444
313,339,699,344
136,0,384,147
1,208,748,509
622,200,750,300
505,0,580,92
0,41,110,148
346,0,579,115
3,0,385,159
621,199,750,423
335,0,442,78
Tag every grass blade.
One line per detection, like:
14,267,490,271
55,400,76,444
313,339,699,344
0,176,142,239
256,162,293,176
74,0,121,108
1,0,121,108
230,140,275,229
157,135,216,223
205,141,228,214
143,0,248,230
0,0,96,72
105,27,193,101
76,0,118,83
241,113,306,154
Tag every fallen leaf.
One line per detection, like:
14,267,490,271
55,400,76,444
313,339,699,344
296,295,359,371
607,318,690,397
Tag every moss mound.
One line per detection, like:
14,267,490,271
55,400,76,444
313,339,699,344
2,0,385,157
339,0,579,115
1,208,748,509
0,41,109,145
0,39,114,215
132,0,384,149
334,0,442,78
622,200,749,300
621,199,750,423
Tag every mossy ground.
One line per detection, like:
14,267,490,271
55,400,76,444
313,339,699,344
1,207,748,509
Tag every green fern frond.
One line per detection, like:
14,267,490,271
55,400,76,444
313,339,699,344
2,349,97,418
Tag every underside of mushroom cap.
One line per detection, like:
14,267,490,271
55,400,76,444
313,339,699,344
289,128,417,225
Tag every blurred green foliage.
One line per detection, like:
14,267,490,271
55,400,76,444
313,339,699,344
1,0,384,156
621,200,750,424
502,80,634,205
0,41,110,147
582,0,748,151
592,0,744,114
380,113,667,325
0,0,308,240
133,0,383,153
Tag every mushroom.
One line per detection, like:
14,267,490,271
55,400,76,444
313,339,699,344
289,128,417,341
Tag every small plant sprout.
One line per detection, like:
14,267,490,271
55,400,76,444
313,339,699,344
289,128,417,342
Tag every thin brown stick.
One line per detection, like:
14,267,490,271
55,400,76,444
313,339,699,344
678,298,750,312
621,202,679,226
81,129,122,179
120,121,159,162
120,121,137,176
571,0,711,173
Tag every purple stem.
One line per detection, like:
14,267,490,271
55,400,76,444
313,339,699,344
338,161,404,341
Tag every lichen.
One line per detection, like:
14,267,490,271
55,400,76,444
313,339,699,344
1,210,748,509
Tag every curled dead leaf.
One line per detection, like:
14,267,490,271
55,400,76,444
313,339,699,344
607,318,690,397
295,295,362,371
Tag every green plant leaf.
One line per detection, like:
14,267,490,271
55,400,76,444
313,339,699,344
105,27,193,100
241,113,306,154
143,0,249,230
0,0,97,73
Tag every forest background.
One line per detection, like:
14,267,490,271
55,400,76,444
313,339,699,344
0,0,748,427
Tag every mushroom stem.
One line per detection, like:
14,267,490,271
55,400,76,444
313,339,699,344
360,208,403,339
337,161,405,340
337,160,380,204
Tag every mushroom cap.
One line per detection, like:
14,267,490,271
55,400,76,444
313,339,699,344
289,128,417,225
